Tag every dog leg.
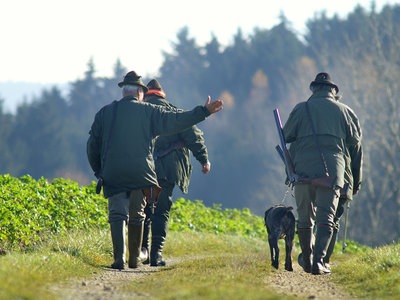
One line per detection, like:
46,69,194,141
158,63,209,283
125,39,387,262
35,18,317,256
284,234,294,271
269,237,279,269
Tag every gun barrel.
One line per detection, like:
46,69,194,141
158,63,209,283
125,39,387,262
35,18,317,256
273,109,287,149
275,145,285,162
274,108,298,184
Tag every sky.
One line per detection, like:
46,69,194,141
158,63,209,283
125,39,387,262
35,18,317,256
1,0,398,84
0,0,398,114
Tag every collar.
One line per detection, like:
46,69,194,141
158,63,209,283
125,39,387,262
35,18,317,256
146,89,166,99
309,90,336,101
121,95,138,101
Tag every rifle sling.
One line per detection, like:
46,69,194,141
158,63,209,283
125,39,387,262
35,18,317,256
100,100,118,178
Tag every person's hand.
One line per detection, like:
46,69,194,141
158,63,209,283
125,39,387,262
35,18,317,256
204,96,223,114
202,161,211,174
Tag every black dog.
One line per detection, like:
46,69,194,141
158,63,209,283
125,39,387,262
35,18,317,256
264,205,295,271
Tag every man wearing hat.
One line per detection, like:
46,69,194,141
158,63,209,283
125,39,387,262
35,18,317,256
142,79,211,267
282,72,362,275
87,71,223,269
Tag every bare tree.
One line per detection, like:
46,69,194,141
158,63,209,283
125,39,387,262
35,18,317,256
316,7,400,245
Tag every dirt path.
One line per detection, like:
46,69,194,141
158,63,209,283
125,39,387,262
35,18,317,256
52,259,354,300
267,263,354,299
51,264,157,300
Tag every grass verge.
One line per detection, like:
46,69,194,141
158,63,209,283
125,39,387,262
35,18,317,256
332,243,400,299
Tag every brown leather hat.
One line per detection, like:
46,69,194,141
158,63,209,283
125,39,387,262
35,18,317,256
118,71,148,92
310,72,339,93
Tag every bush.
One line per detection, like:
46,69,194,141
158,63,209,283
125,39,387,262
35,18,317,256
0,176,266,251
0,174,108,250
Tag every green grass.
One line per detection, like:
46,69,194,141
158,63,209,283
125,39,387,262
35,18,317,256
332,243,400,299
0,229,110,300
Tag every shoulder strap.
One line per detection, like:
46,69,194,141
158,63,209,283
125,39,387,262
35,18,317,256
100,101,118,174
305,102,330,177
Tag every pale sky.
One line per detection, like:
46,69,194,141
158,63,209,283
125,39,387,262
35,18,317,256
0,0,398,84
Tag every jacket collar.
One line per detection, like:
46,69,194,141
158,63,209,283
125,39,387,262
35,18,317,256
309,90,336,101
120,95,138,102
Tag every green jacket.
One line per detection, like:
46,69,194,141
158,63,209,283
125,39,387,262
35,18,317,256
145,94,209,193
283,90,362,194
86,95,210,198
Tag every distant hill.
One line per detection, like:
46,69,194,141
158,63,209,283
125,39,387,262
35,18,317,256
0,81,68,114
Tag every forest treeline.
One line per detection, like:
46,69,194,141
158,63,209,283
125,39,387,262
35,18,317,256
0,3,399,247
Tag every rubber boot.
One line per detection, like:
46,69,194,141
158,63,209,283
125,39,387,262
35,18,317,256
150,235,166,267
312,225,332,275
297,228,313,273
128,223,147,268
110,221,126,269
141,206,152,264
323,227,338,271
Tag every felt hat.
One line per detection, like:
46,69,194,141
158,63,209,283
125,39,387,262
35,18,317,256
118,71,148,92
145,79,166,98
147,79,163,91
310,72,339,93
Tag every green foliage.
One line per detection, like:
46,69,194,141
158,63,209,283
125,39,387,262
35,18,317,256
0,176,267,252
0,174,108,250
169,198,266,239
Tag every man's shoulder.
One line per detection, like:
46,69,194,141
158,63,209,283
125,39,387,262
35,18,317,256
291,101,307,113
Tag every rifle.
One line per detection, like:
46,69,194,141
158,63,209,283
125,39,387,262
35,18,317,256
273,108,299,185
274,108,336,189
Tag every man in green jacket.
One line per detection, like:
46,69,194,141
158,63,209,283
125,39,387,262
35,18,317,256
283,72,362,275
86,71,223,269
142,79,211,267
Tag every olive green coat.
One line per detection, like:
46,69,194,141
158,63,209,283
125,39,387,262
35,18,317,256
145,94,208,194
283,90,362,196
86,96,210,198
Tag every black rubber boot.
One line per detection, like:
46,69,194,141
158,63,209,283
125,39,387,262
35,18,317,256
128,223,147,268
312,225,332,275
149,180,172,267
323,227,338,271
297,228,314,273
150,235,166,267
110,221,126,269
141,206,152,264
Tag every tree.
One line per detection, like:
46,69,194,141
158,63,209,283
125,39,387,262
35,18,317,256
9,87,71,178
159,27,205,109
305,3,400,245
0,99,13,172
